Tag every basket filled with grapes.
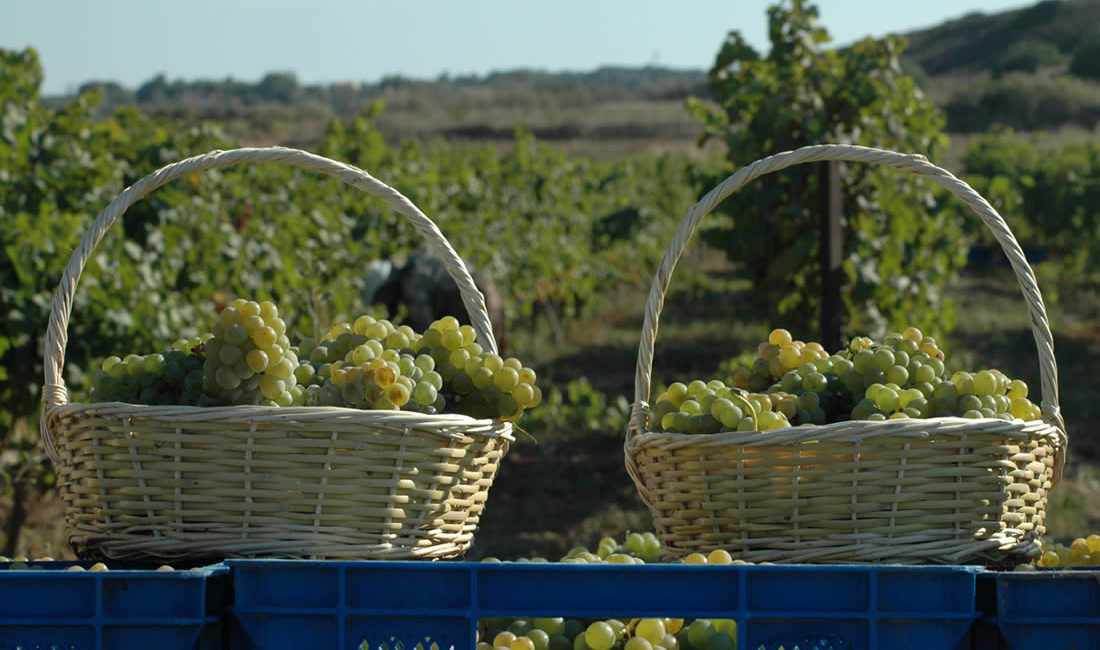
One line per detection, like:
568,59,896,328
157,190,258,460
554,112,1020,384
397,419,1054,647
39,147,540,562
624,144,1068,567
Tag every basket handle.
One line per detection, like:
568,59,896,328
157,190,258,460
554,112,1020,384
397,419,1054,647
40,146,498,461
627,144,1066,442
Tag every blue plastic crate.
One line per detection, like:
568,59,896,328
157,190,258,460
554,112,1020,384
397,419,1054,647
983,568,1100,650
0,560,229,650
227,560,980,650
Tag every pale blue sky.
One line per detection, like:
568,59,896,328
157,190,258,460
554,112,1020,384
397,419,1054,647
5,0,1030,96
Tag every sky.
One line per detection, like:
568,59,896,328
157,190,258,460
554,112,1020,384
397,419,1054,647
4,0,1033,96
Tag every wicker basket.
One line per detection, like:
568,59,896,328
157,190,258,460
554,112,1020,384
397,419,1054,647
624,144,1069,566
40,147,514,562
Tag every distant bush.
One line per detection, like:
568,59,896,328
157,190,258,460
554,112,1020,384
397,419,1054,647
1069,29,1100,80
960,128,1100,273
991,40,1067,78
946,73,1100,131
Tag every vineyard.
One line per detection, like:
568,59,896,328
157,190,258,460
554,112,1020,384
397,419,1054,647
4,0,1100,578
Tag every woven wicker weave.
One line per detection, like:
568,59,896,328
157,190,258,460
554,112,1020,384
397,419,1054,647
40,147,514,561
625,144,1068,566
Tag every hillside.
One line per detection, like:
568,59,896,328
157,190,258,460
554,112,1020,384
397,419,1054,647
904,0,1100,76
47,0,1100,152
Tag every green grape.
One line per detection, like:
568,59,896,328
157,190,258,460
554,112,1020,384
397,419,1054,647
973,370,998,396
585,622,616,650
913,364,936,384
246,349,269,373
686,620,714,649
414,354,435,373
635,620,666,645
797,391,820,411
958,394,982,414
450,348,472,369
1007,379,1028,399
934,381,958,400
422,370,443,390
242,314,264,335
779,371,802,393
469,366,494,389
892,349,910,368
260,375,286,400
528,629,551,650
269,358,294,380
385,330,411,350
413,382,438,406
534,618,566,638
253,325,278,349
511,383,536,407
802,372,827,393
680,400,702,416
218,307,242,328
225,324,249,347
294,364,315,385
440,328,464,351
215,366,241,390
681,380,705,397
386,383,411,407
874,387,899,412
709,397,734,419
872,348,895,371
704,632,734,650
852,349,874,374
952,372,975,394
886,364,909,385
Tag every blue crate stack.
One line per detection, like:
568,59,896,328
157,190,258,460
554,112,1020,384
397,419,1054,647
227,561,980,650
981,569,1100,650
3,561,1099,649
0,560,229,650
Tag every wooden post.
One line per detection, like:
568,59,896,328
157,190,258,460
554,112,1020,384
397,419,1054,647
819,160,843,352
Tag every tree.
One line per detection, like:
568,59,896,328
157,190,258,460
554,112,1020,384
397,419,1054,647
1070,29,1100,80
257,71,300,104
991,41,1067,78
687,0,969,340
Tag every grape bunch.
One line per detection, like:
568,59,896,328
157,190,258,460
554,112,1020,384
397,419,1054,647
290,314,541,419
1036,535,1100,567
296,315,444,412
415,316,542,420
557,532,663,565
650,326,1044,433
650,379,791,434
88,347,204,406
87,298,541,422
201,299,300,407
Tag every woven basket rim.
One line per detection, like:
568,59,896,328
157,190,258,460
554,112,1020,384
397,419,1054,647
49,399,515,432
626,414,1063,449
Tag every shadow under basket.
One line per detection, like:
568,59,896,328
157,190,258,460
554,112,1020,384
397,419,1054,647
625,144,1068,567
